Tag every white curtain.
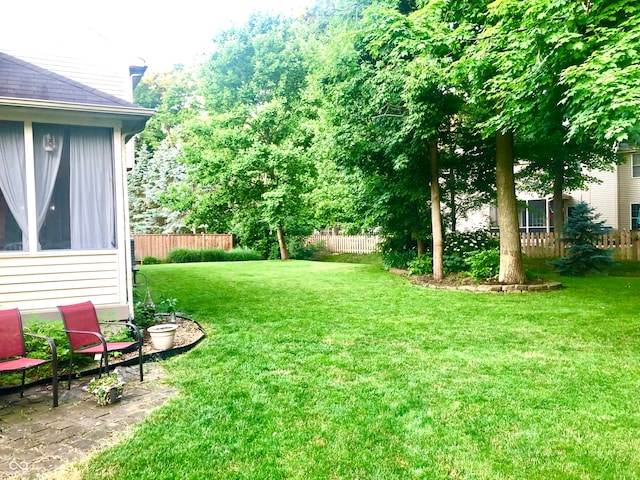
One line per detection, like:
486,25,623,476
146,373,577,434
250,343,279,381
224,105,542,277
33,125,64,243
69,127,116,249
0,121,28,251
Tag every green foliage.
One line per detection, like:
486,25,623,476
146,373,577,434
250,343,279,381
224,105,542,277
165,248,202,263
23,320,93,376
142,256,162,265
550,201,616,276
382,249,417,270
128,140,189,234
24,320,70,362
133,301,157,329
224,247,264,262
444,230,499,256
443,254,467,274
166,247,262,263
465,248,500,280
407,254,433,275
87,369,125,406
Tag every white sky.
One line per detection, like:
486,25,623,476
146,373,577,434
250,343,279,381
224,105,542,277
2,0,315,71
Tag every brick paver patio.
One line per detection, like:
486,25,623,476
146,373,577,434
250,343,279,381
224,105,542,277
0,363,176,479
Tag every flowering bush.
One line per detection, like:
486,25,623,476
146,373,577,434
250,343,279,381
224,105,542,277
444,231,499,256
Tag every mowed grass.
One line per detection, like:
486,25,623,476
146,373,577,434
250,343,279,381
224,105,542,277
83,260,640,479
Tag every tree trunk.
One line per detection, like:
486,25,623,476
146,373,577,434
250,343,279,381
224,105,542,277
552,164,565,256
430,138,444,281
496,130,525,283
277,223,289,260
416,237,424,256
449,169,457,232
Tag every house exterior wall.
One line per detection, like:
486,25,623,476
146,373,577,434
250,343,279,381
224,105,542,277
0,110,134,318
617,151,640,231
568,168,618,229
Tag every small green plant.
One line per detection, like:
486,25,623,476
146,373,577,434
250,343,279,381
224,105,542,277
407,254,433,275
465,248,500,280
133,299,157,329
87,369,125,406
159,295,178,313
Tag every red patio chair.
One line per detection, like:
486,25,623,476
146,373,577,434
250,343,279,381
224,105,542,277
58,301,143,390
0,308,58,407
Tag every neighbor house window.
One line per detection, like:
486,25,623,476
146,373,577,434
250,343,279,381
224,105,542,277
0,121,116,252
632,204,640,231
633,154,640,178
517,199,549,233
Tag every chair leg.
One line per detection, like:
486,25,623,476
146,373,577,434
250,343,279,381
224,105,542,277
139,341,144,382
52,355,58,408
20,370,26,398
68,355,72,390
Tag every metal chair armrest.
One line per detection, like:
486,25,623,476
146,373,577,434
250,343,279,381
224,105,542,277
23,333,58,361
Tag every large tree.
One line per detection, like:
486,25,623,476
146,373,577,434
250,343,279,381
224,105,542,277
178,15,316,259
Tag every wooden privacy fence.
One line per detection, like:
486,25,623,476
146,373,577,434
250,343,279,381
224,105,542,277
132,231,639,261
132,234,234,261
305,232,640,260
304,235,382,254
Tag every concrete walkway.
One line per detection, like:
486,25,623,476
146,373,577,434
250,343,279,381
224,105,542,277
0,363,176,479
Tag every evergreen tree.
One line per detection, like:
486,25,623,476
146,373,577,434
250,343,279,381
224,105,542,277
551,201,615,276
128,140,188,233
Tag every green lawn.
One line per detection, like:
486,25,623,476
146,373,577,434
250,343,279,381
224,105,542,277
82,260,640,479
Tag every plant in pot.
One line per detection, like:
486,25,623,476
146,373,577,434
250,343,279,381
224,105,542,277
159,295,179,323
87,369,125,406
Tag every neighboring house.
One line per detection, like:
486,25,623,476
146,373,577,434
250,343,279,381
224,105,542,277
0,51,152,320
460,149,639,234
569,147,640,232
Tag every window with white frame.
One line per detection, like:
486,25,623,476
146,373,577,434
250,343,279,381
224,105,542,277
633,153,640,178
632,204,640,231
0,121,116,252
517,199,548,232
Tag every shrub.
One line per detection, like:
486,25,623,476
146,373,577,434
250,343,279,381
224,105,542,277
550,201,616,276
166,247,264,263
166,248,199,263
445,230,499,256
407,255,433,275
382,250,417,270
23,320,93,375
465,248,500,280
142,256,161,265
201,249,226,262
224,247,263,261
443,254,468,274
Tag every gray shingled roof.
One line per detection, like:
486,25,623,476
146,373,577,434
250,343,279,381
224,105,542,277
0,51,143,109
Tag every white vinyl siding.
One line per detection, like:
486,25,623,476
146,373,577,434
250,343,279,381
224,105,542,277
0,252,123,310
618,153,640,230
633,154,640,178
